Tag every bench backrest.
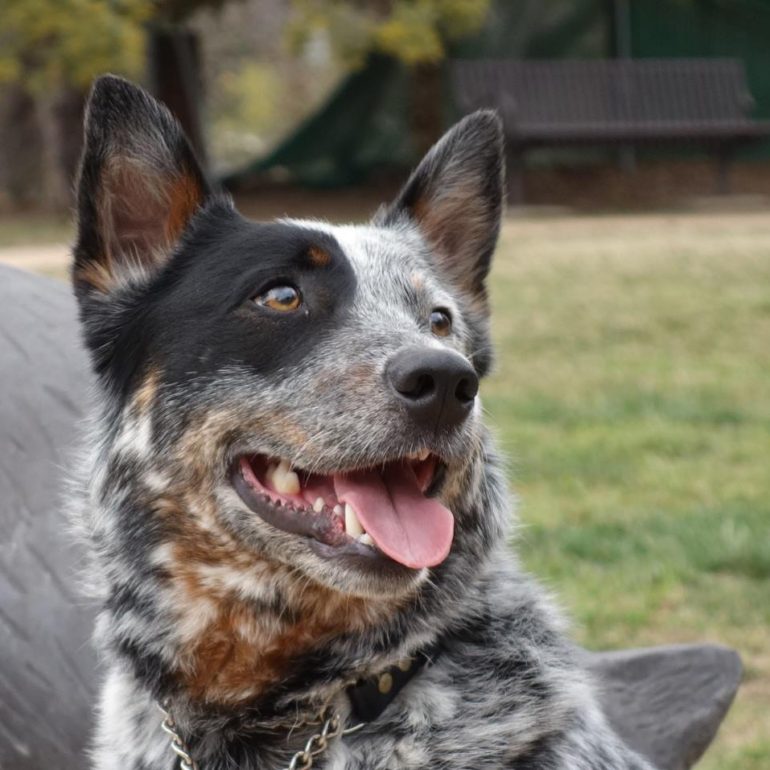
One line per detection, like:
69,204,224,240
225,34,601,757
452,59,755,131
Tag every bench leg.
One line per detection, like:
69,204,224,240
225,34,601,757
716,145,733,195
507,148,525,206
618,146,637,173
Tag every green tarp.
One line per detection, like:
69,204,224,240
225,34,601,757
224,0,770,189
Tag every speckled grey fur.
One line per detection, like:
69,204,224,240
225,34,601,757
70,76,656,770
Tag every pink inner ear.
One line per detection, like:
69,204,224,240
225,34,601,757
410,186,492,292
98,159,204,280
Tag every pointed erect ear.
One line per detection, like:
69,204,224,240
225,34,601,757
380,110,505,310
72,75,211,299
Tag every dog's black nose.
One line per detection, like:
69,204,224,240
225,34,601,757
387,347,479,429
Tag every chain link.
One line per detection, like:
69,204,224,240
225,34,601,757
159,701,364,770
158,701,199,770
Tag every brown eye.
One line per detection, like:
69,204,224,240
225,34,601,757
257,285,301,312
430,308,452,337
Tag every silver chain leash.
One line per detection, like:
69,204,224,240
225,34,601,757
159,700,364,770
158,701,199,770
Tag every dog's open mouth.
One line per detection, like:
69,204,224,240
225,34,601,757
232,452,454,570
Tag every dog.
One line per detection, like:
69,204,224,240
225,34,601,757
69,75,654,770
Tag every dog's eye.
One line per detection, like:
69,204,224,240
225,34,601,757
430,309,452,337
256,285,302,312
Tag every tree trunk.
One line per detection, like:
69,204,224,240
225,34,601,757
147,25,208,169
0,84,45,208
37,86,87,210
408,62,443,158
53,87,87,201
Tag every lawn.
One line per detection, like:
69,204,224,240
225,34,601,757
1,209,768,767
484,212,770,770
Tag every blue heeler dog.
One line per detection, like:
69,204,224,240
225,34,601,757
70,75,654,770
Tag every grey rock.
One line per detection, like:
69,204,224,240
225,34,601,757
0,265,742,769
0,265,97,769
586,645,742,770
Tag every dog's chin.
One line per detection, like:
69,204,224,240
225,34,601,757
228,449,455,598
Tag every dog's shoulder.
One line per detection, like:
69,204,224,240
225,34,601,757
344,557,655,769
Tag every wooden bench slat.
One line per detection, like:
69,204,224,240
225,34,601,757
451,58,770,200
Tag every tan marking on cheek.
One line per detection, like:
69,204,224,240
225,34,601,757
132,367,160,415
307,245,331,267
264,409,311,448
173,409,240,485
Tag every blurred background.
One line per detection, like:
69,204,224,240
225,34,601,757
0,2,768,768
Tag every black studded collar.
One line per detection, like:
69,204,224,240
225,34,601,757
346,644,442,724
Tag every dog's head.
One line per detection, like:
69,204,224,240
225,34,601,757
74,76,504,662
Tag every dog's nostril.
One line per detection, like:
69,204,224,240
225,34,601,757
410,373,435,400
393,369,436,401
455,375,478,404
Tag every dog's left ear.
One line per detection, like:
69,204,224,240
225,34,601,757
73,75,211,300
380,110,504,311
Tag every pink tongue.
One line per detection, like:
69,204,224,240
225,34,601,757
333,465,454,569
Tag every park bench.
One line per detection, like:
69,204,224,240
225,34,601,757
0,264,741,769
451,58,770,202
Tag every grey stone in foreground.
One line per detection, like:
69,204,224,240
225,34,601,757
0,265,97,769
586,645,742,770
0,264,741,769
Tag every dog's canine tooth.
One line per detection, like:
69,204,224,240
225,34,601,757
272,459,300,496
358,533,374,547
418,449,430,461
313,497,325,513
345,503,364,537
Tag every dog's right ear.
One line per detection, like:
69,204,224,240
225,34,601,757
378,110,504,312
73,75,210,301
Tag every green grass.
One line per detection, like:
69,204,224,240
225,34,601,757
3,208,768,766
484,212,770,769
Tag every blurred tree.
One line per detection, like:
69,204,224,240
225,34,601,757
146,1,246,166
0,0,151,207
0,0,230,208
0,0,151,90
287,0,491,152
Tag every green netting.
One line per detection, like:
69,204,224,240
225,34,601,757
630,0,770,158
223,0,770,188
224,55,412,189
223,0,611,188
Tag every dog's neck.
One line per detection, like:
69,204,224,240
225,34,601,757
161,545,402,709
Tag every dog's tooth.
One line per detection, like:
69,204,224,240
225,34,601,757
265,462,278,487
358,533,374,547
345,503,364,537
418,449,430,461
333,504,343,517
273,469,300,496
313,497,325,513
270,460,300,495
